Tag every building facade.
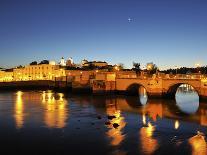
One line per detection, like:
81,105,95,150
13,64,65,81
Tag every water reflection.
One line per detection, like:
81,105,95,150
142,100,163,122
105,99,126,146
199,105,207,126
139,122,158,155
14,91,24,129
42,92,68,128
1,88,207,154
139,86,148,105
176,84,199,114
174,120,179,130
188,131,207,155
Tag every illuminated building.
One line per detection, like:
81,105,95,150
0,70,13,82
49,60,56,66
66,57,74,67
13,64,65,81
60,57,66,66
82,60,108,68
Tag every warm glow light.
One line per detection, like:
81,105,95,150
106,103,126,146
174,120,179,129
188,131,206,155
42,91,46,103
58,93,64,101
139,122,158,154
142,114,146,125
146,122,155,137
15,91,24,129
143,103,163,121
195,63,201,68
43,93,68,128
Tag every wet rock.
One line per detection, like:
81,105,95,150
97,116,102,119
107,115,116,120
113,123,119,129
105,121,111,126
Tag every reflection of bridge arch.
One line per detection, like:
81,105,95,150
166,82,200,99
126,83,148,96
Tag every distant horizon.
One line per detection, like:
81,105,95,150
0,56,206,71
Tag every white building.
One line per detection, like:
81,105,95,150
60,57,66,66
66,57,74,67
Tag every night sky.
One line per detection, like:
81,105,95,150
0,0,207,69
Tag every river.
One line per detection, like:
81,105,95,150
0,84,206,155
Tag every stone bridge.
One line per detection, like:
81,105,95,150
114,78,207,100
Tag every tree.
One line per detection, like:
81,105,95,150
146,62,158,74
30,61,38,65
132,62,141,74
117,63,125,70
82,63,96,70
39,60,49,65
17,65,23,68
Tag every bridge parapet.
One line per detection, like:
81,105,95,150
115,77,207,101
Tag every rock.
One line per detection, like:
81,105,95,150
97,116,102,119
113,123,119,129
107,115,116,120
105,121,111,125
91,122,95,125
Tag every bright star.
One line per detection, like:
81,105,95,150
128,18,132,22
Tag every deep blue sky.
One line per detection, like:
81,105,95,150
0,0,207,69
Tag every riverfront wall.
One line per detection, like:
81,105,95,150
0,72,207,101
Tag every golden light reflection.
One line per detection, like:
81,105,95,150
58,93,64,101
143,103,163,122
200,109,207,126
174,120,179,130
42,92,68,128
42,91,46,103
142,114,146,125
188,131,206,155
106,101,126,146
14,91,24,129
139,122,158,155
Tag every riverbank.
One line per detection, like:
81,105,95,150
0,80,71,91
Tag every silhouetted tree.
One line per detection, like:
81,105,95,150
132,62,141,74
30,61,38,65
118,63,125,70
161,66,207,74
39,60,49,65
17,65,23,68
82,63,96,70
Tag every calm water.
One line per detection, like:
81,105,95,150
0,85,207,155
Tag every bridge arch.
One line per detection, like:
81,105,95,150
126,83,148,96
166,82,200,99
